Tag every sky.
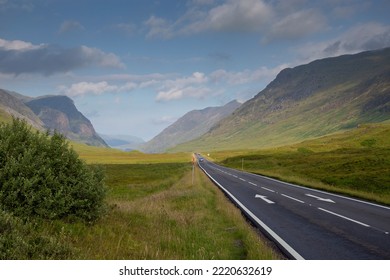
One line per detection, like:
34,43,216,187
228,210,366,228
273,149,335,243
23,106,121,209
1,0,389,141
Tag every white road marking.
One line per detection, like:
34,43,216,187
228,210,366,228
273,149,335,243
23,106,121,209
281,194,305,204
255,194,275,204
239,178,246,182
305,194,335,203
232,175,238,178
318,207,370,227
248,181,257,186
198,163,304,259
261,187,275,193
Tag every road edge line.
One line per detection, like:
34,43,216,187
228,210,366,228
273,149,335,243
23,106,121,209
198,162,305,260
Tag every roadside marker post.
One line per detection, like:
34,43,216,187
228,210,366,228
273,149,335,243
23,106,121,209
192,154,195,185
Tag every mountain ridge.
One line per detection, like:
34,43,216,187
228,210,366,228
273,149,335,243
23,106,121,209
171,47,390,152
0,90,107,147
141,100,241,153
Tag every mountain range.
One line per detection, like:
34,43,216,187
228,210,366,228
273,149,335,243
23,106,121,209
140,100,241,153
171,47,390,152
0,89,107,147
99,134,145,151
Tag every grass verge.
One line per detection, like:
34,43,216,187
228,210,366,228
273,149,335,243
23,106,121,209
40,162,281,259
209,123,390,206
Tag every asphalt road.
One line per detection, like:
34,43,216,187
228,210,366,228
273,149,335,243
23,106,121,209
197,156,390,260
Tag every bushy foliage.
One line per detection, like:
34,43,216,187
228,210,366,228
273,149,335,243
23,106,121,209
0,210,73,259
0,118,106,222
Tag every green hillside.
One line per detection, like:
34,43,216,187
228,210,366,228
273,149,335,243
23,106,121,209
172,48,390,152
208,122,390,205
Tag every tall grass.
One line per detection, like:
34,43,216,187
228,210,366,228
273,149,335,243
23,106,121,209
214,123,390,205
41,163,280,259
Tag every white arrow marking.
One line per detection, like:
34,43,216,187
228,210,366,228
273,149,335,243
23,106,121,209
305,194,335,203
255,194,275,204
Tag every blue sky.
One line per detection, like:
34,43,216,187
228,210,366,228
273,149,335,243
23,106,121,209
1,0,389,140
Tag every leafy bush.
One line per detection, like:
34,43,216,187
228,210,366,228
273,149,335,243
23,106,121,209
0,210,73,259
0,118,106,222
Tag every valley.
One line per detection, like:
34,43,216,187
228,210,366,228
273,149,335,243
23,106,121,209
1,47,389,260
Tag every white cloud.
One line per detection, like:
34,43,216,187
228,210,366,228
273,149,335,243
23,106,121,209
156,72,210,101
186,0,272,33
296,22,390,62
0,37,124,75
59,20,85,34
210,64,289,85
156,86,211,101
145,0,273,39
144,15,174,39
0,38,43,51
263,9,327,43
59,81,118,97
59,80,139,97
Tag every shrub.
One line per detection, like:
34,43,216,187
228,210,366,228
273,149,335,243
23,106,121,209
0,118,106,222
0,210,73,259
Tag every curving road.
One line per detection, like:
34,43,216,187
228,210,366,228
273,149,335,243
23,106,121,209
197,156,390,260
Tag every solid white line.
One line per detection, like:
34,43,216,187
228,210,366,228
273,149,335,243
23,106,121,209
281,194,305,204
198,164,304,260
318,207,371,227
248,181,257,186
261,187,275,193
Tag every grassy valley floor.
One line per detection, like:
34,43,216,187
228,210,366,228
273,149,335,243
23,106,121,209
207,123,390,206
38,160,281,259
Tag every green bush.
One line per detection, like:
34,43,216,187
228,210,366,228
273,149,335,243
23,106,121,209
0,210,73,259
0,118,106,222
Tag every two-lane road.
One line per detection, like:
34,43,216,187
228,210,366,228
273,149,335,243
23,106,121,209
197,156,390,259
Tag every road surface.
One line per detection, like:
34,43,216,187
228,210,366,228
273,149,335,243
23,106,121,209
197,156,390,259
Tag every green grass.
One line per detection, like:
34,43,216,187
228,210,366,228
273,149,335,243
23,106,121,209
208,123,390,205
2,138,280,259
39,162,280,259
72,142,191,164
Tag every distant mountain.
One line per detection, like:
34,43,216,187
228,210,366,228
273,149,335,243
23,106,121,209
141,100,241,153
99,134,145,151
173,47,390,152
0,89,44,129
0,89,107,147
26,95,107,147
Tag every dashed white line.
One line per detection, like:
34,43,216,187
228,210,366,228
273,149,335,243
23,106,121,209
248,181,257,186
261,186,275,193
318,207,370,228
281,194,305,204
232,175,238,178
239,178,246,182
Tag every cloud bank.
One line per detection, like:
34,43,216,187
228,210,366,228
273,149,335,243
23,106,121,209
0,38,124,75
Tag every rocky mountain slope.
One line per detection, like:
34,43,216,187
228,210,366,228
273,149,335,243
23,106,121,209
0,90,107,147
0,89,43,129
141,100,241,153
173,47,390,152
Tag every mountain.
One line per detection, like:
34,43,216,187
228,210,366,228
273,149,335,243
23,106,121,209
25,95,107,147
0,89,107,147
0,89,44,129
99,134,145,151
172,47,390,152
141,100,241,153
